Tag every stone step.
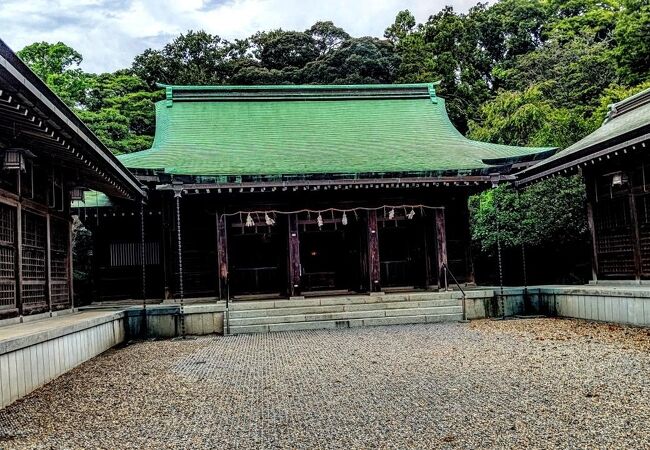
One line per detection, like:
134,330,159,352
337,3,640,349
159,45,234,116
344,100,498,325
229,313,463,334
229,306,462,326
228,299,461,319
229,292,463,311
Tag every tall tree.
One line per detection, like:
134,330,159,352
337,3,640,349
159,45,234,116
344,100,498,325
17,42,87,106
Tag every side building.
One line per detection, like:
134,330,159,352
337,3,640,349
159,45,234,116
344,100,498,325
0,39,145,320
77,83,556,301
518,87,650,282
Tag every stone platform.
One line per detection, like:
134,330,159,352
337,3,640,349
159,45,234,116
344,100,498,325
0,310,126,410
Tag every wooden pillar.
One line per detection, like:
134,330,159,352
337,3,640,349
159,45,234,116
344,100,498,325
629,190,642,281
45,213,52,313
161,196,173,300
583,171,599,281
435,208,448,289
367,210,381,292
288,214,301,297
140,201,146,301
216,213,229,300
586,200,599,281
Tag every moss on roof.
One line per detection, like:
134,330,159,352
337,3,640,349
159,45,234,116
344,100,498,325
117,84,555,178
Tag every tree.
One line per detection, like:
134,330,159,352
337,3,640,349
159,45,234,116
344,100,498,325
469,176,588,252
614,0,650,84
77,72,159,153
300,37,400,84
132,30,234,87
17,42,87,106
308,21,351,55
468,83,591,148
384,10,417,43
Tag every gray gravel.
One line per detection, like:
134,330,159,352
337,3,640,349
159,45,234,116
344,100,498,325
1,318,649,449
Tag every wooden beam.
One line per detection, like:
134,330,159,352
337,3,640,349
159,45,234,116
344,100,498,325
216,213,229,300
154,175,505,193
367,210,381,292
288,214,301,297
435,208,448,289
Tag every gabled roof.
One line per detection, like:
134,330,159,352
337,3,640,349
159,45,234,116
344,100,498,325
0,39,145,200
517,87,650,185
118,83,555,180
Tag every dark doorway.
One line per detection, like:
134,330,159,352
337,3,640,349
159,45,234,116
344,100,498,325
228,219,285,296
378,217,429,288
299,216,362,292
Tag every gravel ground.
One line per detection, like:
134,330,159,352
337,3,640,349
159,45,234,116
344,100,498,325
0,318,649,449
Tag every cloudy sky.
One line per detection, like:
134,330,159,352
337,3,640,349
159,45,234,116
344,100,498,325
0,0,482,74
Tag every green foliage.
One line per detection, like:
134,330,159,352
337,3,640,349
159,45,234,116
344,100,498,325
17,1,650,252
468,84,591,148
17,41,87,106
469,176,588,251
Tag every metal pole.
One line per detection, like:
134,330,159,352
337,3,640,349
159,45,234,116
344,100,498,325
174,191,185,338
495,190,505,319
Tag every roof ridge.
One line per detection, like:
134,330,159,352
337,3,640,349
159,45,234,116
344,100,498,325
158,82,441,104
605,87,650,124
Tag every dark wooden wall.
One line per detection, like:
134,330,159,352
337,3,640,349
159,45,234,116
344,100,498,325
586,150,650,280
0,165,72,319
86,186,476,301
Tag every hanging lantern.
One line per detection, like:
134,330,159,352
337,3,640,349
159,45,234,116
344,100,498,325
341,211,348,226
2,148,34,171
70,187,85,202
388,208,395,220
245,213,254,227
407,208,416,220
264,212,275,226
317,212,323,228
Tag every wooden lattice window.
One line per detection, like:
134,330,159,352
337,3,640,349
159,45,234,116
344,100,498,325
21,212,46,306
595,196,635,276
0,204,15,310
50,219,69,306
110,242,160,267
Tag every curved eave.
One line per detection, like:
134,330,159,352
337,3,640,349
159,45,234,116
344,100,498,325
481,147,558,167
0,39,145,201
517,128,650,187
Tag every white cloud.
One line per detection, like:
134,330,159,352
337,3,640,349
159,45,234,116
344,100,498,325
0,0,485,73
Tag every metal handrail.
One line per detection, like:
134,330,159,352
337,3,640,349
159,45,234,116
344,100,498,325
441,263,467,321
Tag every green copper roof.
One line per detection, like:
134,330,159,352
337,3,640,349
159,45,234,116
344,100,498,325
518,87,650,183
118,84,555,178
71,190,113,209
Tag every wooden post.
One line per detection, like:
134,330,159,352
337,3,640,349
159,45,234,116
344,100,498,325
629,190,643,281
583,171,599,282
586,200,599,282
140,201,146,301
435,208,448,289
45,213,52,313
216,213,229,300
288,214,301,297
161,198,172,300
367,210,381,292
